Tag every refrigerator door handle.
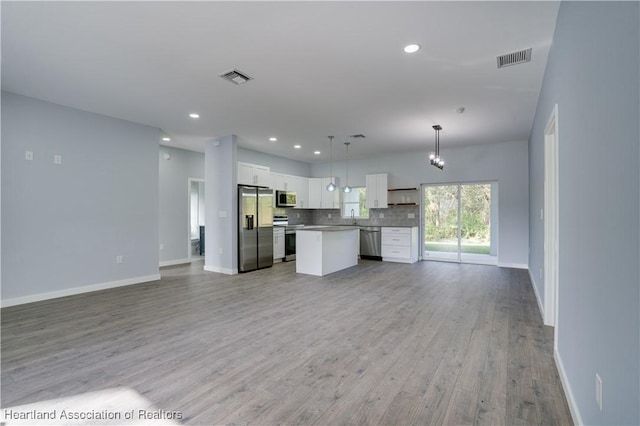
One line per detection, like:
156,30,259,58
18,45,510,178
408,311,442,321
246,215,254,230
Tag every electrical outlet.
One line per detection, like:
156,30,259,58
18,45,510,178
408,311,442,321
218,247,223,255
596,373,603,411
408,213,415,219
379,213,384,219
297,213,300,218
116,255,123,264
159,244,164,250
328,213,332,218
25,151,33,161
54,155,62,164
540,209,544,220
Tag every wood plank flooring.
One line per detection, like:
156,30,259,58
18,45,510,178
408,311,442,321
1,260,573,425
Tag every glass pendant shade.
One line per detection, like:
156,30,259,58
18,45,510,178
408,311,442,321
326,136,335,191
343,185,352,193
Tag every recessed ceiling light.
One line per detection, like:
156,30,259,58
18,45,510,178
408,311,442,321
189,113,200,119
314,151,321,155
404,44,420,53
269,137,277,142
294,145,301,149
162,137,171,142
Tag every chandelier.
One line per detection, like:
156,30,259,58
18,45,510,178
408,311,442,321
429,125,445,170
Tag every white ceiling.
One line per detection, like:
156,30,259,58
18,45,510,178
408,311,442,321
1,1,559,163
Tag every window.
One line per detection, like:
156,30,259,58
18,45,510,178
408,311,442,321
343,187,369,219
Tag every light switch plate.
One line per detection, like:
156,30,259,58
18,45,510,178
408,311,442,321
379,213,384,218
25,151,33,161
54,155,62,164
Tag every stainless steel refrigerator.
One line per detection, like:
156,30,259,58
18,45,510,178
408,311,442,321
238,186,274,272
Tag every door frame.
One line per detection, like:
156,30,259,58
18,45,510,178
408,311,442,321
543,104,559,329
188,178,205,260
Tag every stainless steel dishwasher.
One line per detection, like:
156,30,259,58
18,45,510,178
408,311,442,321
359,226,382,260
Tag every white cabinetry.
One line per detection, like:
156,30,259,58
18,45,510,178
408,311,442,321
290,176,309,209
308,178,340,209
273,227,285,261
238,162,271,187
321,177,340,209
308,178,323,208
382,227,419,263
366,174,388,208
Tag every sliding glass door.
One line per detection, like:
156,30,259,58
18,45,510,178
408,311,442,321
423,182,496,265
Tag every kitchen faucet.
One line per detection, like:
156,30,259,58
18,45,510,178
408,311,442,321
351,209,356,225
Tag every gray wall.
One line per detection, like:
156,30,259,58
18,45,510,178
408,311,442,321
528,2,639,424
311,140,529,266
158,146,204,264
1,92,160,303
238,147,311,177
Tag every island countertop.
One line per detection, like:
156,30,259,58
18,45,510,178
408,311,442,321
297,226,359,232
296,227,359,276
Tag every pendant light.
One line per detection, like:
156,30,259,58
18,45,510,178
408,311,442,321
429,124,445,170
343,142,352,193
326,136,336,191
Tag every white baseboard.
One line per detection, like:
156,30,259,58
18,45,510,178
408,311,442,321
1,274,161,308
528,268,545,320
555,348,583,426
159,258,191,267
204,265,238,275
497,262,528,269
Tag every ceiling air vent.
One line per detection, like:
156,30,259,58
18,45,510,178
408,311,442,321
497,48,532,69
219,68,253,85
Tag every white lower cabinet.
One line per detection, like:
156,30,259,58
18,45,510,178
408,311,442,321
273,227,285,261
382,227,419,263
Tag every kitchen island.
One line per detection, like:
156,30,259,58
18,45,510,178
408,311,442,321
296,226,359,276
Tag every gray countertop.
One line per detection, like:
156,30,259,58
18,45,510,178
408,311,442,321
296,226,359,232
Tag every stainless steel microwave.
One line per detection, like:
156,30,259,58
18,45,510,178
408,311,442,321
276,190,297,207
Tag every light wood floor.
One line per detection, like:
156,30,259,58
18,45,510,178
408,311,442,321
2,260,572,425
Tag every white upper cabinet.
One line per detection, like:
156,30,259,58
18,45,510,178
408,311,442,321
238,162,271,187
366,173,388,208
308,178,323,209
271,173,287,191
290,176,309,209
309,177,340,209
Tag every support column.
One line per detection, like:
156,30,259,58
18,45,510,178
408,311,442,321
204,135,238,274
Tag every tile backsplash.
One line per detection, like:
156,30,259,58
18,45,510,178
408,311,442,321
284,205,419,227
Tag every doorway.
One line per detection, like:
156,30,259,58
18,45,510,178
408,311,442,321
422,182,497,265
188,178,205,260
544,105,559,328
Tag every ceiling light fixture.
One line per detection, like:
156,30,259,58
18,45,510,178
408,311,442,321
269,137,277,142
314,151,321,155
189,113,200,119
429,125,445,170
404,44,420,53
294,145,301,149
343,141,352,193
162,137,171,142
326,136,336,192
